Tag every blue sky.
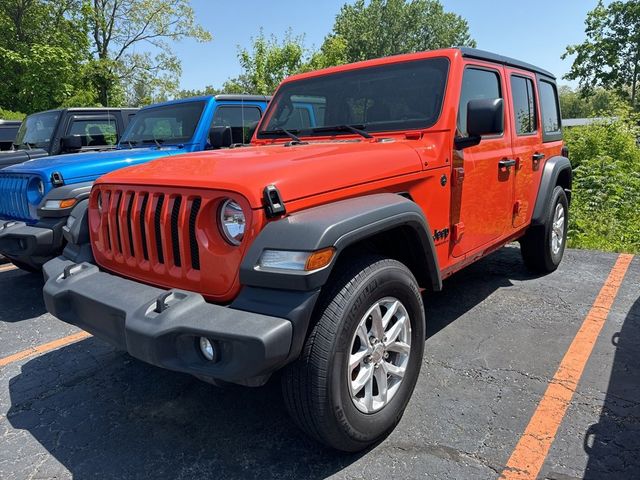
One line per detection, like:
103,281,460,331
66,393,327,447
174,0,605,91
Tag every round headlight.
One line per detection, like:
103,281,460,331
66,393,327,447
27,177,45,204
219,199,245,245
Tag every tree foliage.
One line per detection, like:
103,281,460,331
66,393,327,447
558,85,618,118
83,0,211,106
0,0,90,112
325,0,476,63
223,0,475,95
223,30,307,95
563,0,640,106
565,113,640,253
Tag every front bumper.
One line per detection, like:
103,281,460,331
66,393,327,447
43,257,293,386
0,218,66,269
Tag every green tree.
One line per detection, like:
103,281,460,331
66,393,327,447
325,0,475,64
563,0,640,107
0,0,91,113
222,1,475,95
559,85,618,118
223,30,307,95
175,85,222,99
83,0,211,106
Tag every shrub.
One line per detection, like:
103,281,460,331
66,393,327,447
564,116,640,253
0,108,26,120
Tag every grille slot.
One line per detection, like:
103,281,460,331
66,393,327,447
189,198,202,270
125,193,135,257
154,194,165,264
139,194,149,261
170,196,182,267
114,192,124,255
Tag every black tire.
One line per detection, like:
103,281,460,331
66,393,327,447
520,186,568,273
281,256,425,452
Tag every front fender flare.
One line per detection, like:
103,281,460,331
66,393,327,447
37,181,94,218
240,193,442,292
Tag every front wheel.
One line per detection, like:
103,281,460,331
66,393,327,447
520,185,569,273
281,256,425,451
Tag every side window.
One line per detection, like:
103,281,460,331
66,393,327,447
67,118,118,146
212,106,262,144
510,76,537,135
539,80,561,135
458,68,502,136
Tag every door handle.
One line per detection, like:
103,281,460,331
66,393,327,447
499,159,517,170
532,153,545,161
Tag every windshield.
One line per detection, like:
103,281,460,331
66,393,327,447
120,101,205,146
14,111,61,149
259,57,449,138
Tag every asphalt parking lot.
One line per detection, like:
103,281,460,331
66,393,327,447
0,246,638,480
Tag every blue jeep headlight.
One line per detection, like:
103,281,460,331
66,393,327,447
27,177,45,205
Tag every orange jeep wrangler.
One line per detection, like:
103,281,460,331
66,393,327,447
43,48,571,451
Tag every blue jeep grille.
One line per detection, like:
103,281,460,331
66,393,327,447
0,174,36,222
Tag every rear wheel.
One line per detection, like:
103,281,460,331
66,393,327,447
281,256,425,451
520,186,568,273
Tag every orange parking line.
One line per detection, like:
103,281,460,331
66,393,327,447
0,331,91,368
500,253,634,479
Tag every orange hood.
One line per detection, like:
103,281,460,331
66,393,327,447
96,139,424,208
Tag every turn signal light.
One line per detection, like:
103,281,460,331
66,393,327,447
59,199,77,209
305,247,335,271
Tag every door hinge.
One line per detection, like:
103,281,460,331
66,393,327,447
452,167,465,186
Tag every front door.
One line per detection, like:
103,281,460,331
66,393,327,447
451,64,515,257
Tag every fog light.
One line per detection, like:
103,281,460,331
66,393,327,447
199,337,216,361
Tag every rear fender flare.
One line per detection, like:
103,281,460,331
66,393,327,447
531,156,572,225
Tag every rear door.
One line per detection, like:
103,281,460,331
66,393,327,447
451,63,515,257
211,104,264,144
64,114,120,150
506,69,543,228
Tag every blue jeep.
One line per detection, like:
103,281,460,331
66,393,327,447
0,94,270,271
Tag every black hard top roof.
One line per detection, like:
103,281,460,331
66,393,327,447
459,47,555,79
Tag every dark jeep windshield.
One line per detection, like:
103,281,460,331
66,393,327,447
120,101,205,146
259,57,449,138
14,111,61,149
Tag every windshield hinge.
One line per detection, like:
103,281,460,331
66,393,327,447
263,185,286,218
51,172,64,187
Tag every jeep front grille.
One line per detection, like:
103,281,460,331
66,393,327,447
0,173,36,222
93,187,203,273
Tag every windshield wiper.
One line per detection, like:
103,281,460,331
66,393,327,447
142,138,165,147
123,140,137,148
260,128,302,142
310,124,373,139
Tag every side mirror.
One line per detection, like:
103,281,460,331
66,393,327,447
455,98,504,149
207,126,232,150
61,135,83,152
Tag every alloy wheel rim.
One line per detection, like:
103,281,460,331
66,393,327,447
348,297,412,414
551,203,565,255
